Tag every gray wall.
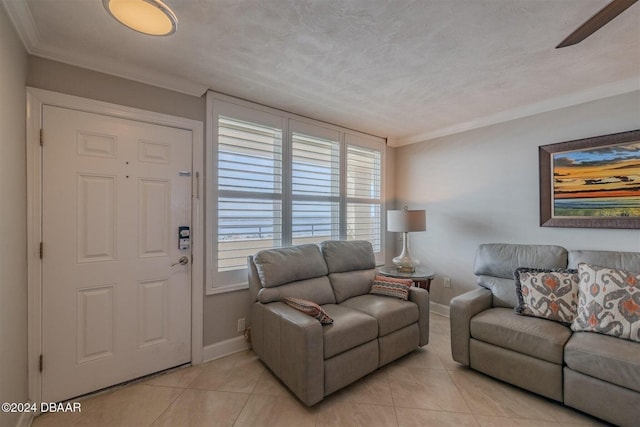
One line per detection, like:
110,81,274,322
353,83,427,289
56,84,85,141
395,91,640,307
0,6,28,427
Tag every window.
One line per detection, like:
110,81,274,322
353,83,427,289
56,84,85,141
291,122,341,246
217,116,283,272
207,94,384,293
346,139,382,252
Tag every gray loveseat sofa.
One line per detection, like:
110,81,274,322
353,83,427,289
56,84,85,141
248,240,430,406
450,243,640,427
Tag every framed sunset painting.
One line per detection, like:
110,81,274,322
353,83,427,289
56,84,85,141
539,129,640,229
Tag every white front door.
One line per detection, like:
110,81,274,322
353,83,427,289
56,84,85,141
41,105,192,403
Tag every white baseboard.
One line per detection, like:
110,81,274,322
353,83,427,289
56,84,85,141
430,302,450,317
202,335,249,363
16,411,33,427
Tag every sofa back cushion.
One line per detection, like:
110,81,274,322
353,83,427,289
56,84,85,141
320,240,375,273
320,240,376,302
474,244,568,308
568,250,640,272
476,276,519,308
474,244,568,278
254,244,328,287
252,244,336,305
328,270,377,303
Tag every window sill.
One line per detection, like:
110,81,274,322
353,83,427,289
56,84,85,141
206,282,249,296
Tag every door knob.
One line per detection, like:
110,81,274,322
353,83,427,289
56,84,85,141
172,256,189,266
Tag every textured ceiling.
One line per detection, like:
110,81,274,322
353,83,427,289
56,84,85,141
4,0,639,145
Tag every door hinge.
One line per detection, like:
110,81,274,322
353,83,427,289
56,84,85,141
39,354,43,372
39,242,43,259
40,129,44,147
195,171,200,199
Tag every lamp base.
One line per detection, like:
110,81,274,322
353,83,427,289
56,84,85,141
392,231,420,274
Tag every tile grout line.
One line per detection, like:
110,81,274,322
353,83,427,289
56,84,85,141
146,386,187,427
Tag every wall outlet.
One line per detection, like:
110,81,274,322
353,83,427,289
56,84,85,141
443,277,451,288
237,318,246,333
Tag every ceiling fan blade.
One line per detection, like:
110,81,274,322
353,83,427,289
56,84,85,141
556,0,638,48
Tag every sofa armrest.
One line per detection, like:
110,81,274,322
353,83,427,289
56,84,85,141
449,287,492,366
409,287,430,346
251,302,324,406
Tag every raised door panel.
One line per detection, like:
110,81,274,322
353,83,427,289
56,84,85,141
138,178,170,258
76,285,115,364
77,174,117,263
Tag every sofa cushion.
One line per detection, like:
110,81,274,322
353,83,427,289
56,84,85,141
328,269,376,303
470,308,572,364
474,243,567,279
340,294,419,337
254,244,328,288
564,367,640,427
568,249,640,272
370,275,413,300
321,304,378,359
514,267,579,324
320,240,375,273
283,297,333,324
565,332,640,393
572,263,640,342
257,276,336,305
477,276,519,309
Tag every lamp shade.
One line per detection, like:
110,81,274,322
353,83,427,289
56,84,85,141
387,209,426,232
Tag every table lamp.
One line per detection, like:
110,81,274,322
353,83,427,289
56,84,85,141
387,206,426,273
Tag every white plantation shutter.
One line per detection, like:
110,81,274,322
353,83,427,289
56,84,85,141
210,102,285,289
217,116,283,272
217,197,282,271
291,123,341,245
207,94,384,293
346,138,382,253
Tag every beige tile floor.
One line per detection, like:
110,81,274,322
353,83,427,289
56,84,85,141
33,314,610,427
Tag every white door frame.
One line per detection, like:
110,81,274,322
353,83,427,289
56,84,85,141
26,87,204,404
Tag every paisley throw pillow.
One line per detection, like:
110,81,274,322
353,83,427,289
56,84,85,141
571,263,640,342
514,267,579,324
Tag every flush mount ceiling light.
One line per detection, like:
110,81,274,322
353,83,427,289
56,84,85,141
103,0,178,36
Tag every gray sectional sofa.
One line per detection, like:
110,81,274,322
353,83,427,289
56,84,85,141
248,240,430,406
450,243,640,427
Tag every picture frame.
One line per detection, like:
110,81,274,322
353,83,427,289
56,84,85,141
539,129,640,229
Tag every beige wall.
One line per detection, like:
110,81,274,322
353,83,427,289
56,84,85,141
384,144,398,262
395,91,640,307
0,6,28,427
27,57,205,122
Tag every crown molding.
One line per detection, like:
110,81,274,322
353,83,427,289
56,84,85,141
388,77,640,147
2,0,40,51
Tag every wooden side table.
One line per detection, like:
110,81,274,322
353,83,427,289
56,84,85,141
378,266,435,292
